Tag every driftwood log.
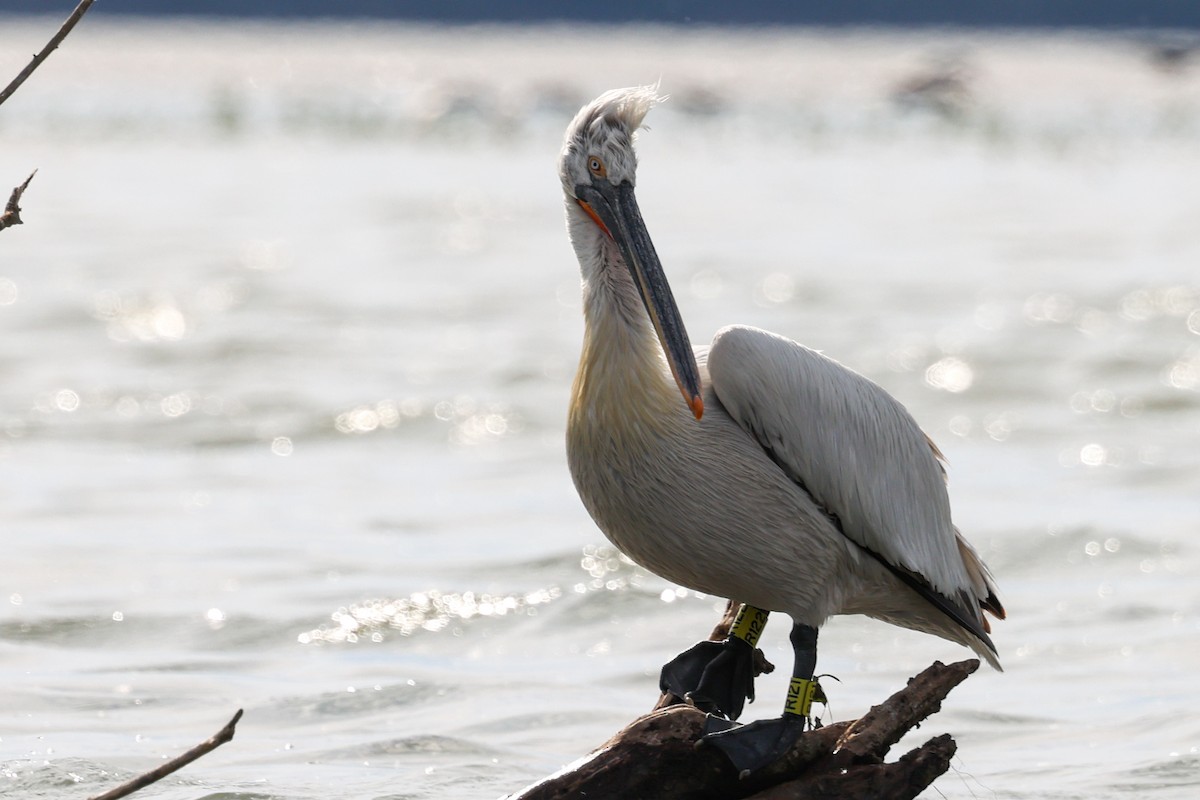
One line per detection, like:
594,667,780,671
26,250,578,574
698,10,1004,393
508,601,979,800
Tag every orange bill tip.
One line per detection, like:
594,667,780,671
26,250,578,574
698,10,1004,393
577,199,613,239
689,393,704,420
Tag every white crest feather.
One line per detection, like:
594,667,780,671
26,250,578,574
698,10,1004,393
558,86,663,194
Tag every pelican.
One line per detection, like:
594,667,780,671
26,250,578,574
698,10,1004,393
560,87,1004,773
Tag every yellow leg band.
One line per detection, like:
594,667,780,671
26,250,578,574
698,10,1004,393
784,677,817,718
728,605,769,648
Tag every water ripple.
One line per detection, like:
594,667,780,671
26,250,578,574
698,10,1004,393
296,545,700,644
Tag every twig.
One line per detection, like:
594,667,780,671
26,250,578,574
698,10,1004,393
0,0,96,233
86,709,245,800
0,170,37,232
0,0,96,108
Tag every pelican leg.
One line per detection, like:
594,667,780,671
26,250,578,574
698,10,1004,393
659,604,768,720
703,623,822,778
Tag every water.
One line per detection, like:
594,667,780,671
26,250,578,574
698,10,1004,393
1,18,1199,799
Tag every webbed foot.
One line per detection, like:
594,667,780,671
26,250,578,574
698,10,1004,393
700,624,829,779
660,635,757,719
701,713,810,778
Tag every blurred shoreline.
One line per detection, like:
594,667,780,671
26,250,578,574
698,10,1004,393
1,20,1199,147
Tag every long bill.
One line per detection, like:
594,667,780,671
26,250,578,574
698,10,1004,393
577,181,704,420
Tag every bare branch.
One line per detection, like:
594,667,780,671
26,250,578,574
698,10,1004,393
0,0,97,108
86,709,244,800
0,170,37,233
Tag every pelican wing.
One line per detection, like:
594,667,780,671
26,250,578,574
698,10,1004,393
708,325,989,624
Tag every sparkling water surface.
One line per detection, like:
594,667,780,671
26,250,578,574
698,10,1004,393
1,19,1199,799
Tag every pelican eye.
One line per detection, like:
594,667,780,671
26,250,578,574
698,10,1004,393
587,156,607,178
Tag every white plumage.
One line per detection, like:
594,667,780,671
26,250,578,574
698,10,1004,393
561,86,1004,681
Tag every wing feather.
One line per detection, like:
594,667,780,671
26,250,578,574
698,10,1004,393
708,325,997,632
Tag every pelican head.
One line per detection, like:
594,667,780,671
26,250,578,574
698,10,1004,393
559,87,704,420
